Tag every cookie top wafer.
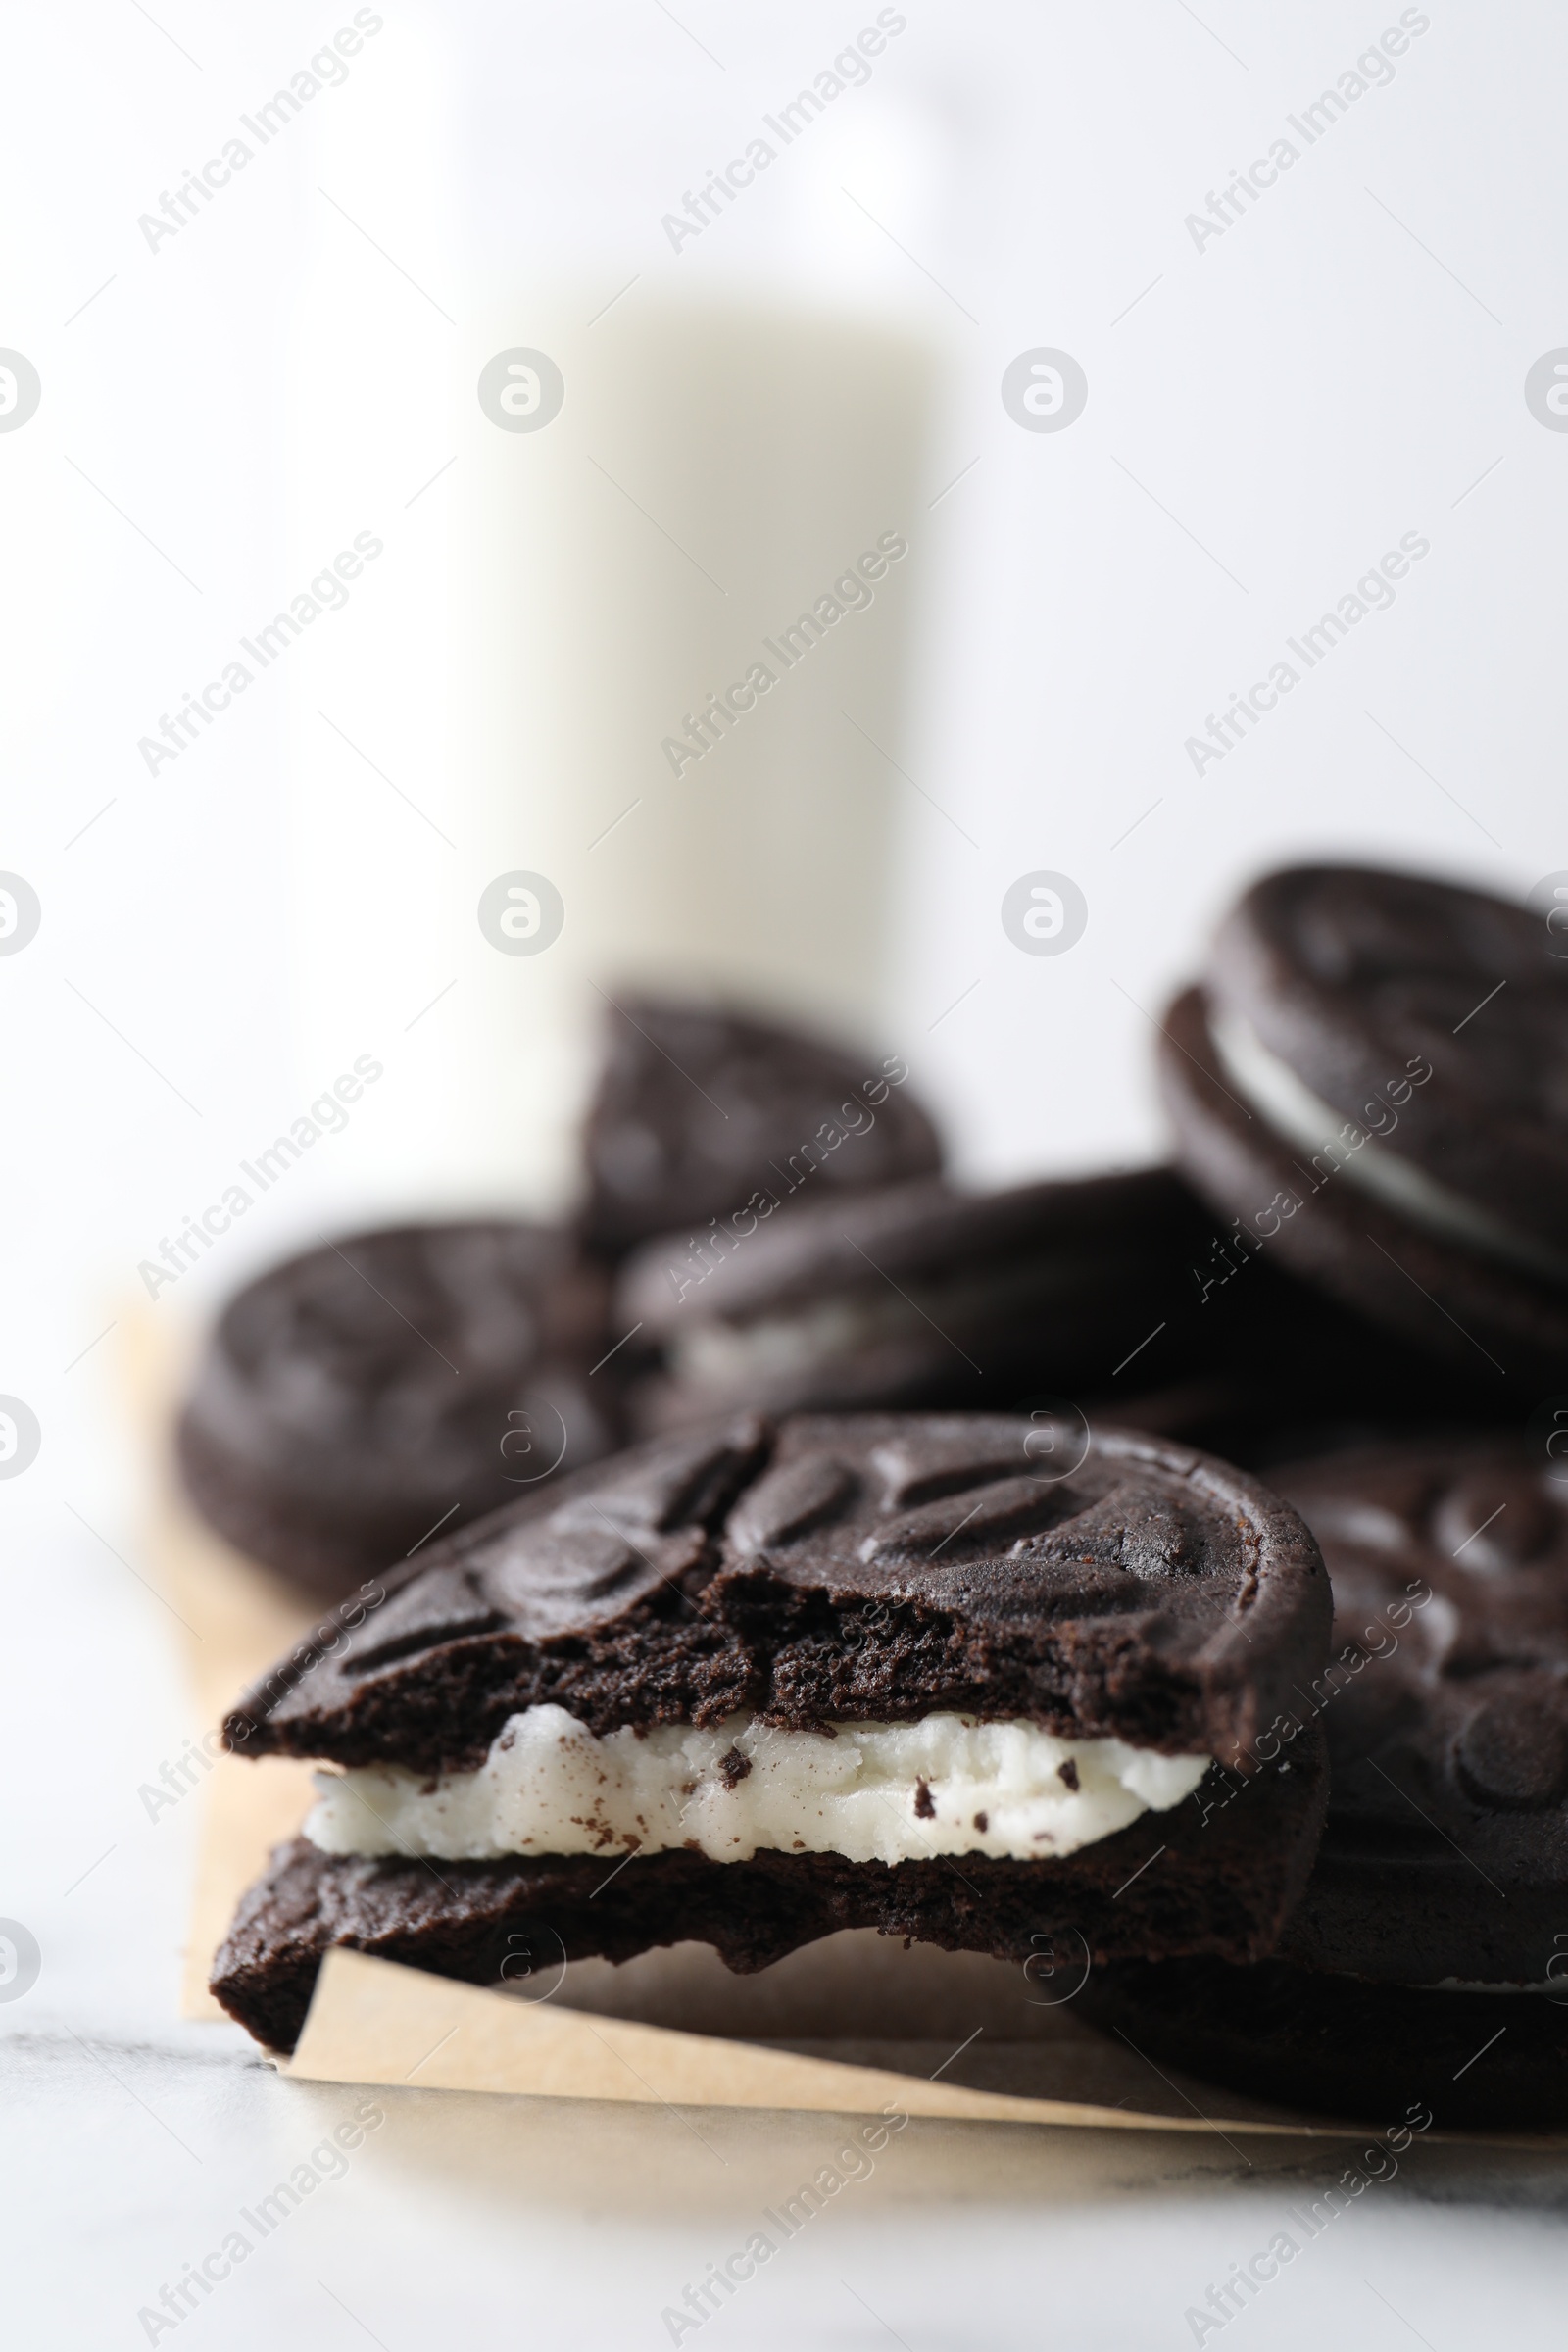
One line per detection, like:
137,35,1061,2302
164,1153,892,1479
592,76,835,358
224,1411,1330,1779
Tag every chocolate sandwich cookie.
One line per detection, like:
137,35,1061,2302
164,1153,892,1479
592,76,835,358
613,1167,1237,1431
1080,1435,1568,2126
1160,864,1568,1386
578,994,943,1256
612,1165,1497,1458
177,1222,617,1601
210,1412,1331,2052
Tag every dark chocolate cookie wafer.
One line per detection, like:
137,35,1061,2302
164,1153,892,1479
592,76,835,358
212,1413,1330,2050
1080,1434,1568,2126
578,994,943,1255
178,1222,616,1601
1160,864,1568,1385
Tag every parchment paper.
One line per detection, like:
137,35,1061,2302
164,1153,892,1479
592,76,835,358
132,1306,1568,2146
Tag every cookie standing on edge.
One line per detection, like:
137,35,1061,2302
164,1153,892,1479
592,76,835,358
1160,864,1568,1385
209,1413,1331,2053
1081,1436,1568,2127
578,994,944,1256
177,1222,617,1601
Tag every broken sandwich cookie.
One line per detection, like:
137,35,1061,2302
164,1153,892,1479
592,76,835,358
210,1413,1331,2052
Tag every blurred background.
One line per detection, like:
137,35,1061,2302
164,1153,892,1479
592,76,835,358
7,0,1566,1408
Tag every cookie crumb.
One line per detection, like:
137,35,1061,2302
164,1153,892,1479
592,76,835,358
1056,1758,1080,1792
914,1778,936,1819
973,1810,988,1833
717,1746,752,1789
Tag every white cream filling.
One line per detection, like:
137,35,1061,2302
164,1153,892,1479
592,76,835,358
1209,1005,1568,1284
305,1704,1210,1867
673,1293,918,1387
670,1253,1112,1389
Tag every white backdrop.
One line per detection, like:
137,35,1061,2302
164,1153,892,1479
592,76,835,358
6,0,1565,1335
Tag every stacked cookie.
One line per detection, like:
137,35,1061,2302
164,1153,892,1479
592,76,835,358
186,867,1568,2125
1102,866,1568,2125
